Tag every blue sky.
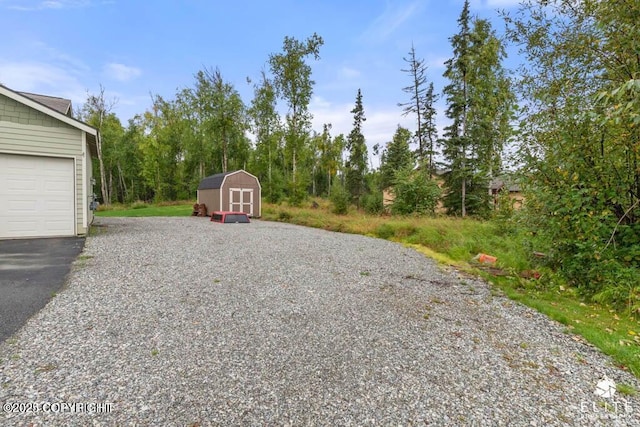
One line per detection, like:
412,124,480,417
0,0,522,158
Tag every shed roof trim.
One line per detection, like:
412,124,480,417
198,170,260,190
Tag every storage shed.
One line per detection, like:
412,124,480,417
197,170,261,217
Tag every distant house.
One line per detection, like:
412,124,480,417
381,170,524,214
0,84,98,239
489,177,523,210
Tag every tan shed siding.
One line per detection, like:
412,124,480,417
197,189,219,213
224,172,257,187
0,94,71,128
220,171,261,215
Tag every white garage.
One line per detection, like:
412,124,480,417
0,154,75,238
0,84,99,239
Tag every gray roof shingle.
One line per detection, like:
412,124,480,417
18,91,73,116
198,171,234,190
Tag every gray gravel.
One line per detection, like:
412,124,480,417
1,217,640,426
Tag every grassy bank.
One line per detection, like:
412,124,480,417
95,199,640,378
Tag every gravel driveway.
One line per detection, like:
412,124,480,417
1,217,639,426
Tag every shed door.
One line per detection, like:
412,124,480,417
229,188,253,216
0,153,75,238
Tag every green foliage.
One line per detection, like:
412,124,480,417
507,0,640,308
379,125,414,189
345,89,368,207
247,71,285,203
330,180,350,215
130,200,150,209
269,33,324,201
391,169,442,215
363,191,384,215
441,0,515,217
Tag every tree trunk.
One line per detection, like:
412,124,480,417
97,139,109,205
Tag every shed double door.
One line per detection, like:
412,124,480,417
229,188,253,216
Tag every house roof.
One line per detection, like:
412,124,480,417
0,84,98,157
18,91,72,116
490,178,521,192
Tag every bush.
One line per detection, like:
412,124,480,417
278,210,292,221
131,200,150,210
391,168,441,215
363,192,384,215
376,223,395,239
330,181,350,215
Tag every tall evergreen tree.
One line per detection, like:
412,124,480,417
441,0,513,217
422,82,439,173
398,45,438,169
345,89,368,207
399,45,427,160
379,125,414,189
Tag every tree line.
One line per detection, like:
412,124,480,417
79,0,513,218
79,0,639,306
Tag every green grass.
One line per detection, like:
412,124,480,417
96,201,194,217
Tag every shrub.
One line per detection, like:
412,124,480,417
330,181,350,215
391,168,441,215
363,192,384,215
376,223,395,239
131,200,149,210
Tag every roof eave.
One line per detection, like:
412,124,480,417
0,84,98,136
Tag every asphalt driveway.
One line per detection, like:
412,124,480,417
0,237,84,342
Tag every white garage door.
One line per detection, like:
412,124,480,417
0,154,75,238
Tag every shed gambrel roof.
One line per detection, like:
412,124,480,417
198,170,261,190
198,171,233,190
18,91,73,116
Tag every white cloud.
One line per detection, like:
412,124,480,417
0,61,87,104
104,63,142,82
426,55,449,70
360,1,424,43
310,96,416,168
469,0,522,10
340,67,361,79
3,0,90,11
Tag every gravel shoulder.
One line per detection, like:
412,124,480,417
1,217,639,426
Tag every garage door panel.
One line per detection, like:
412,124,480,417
6,200,37,213
44,179,72,193
6,177,37,192
5,219,38,233
0,154,74,238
